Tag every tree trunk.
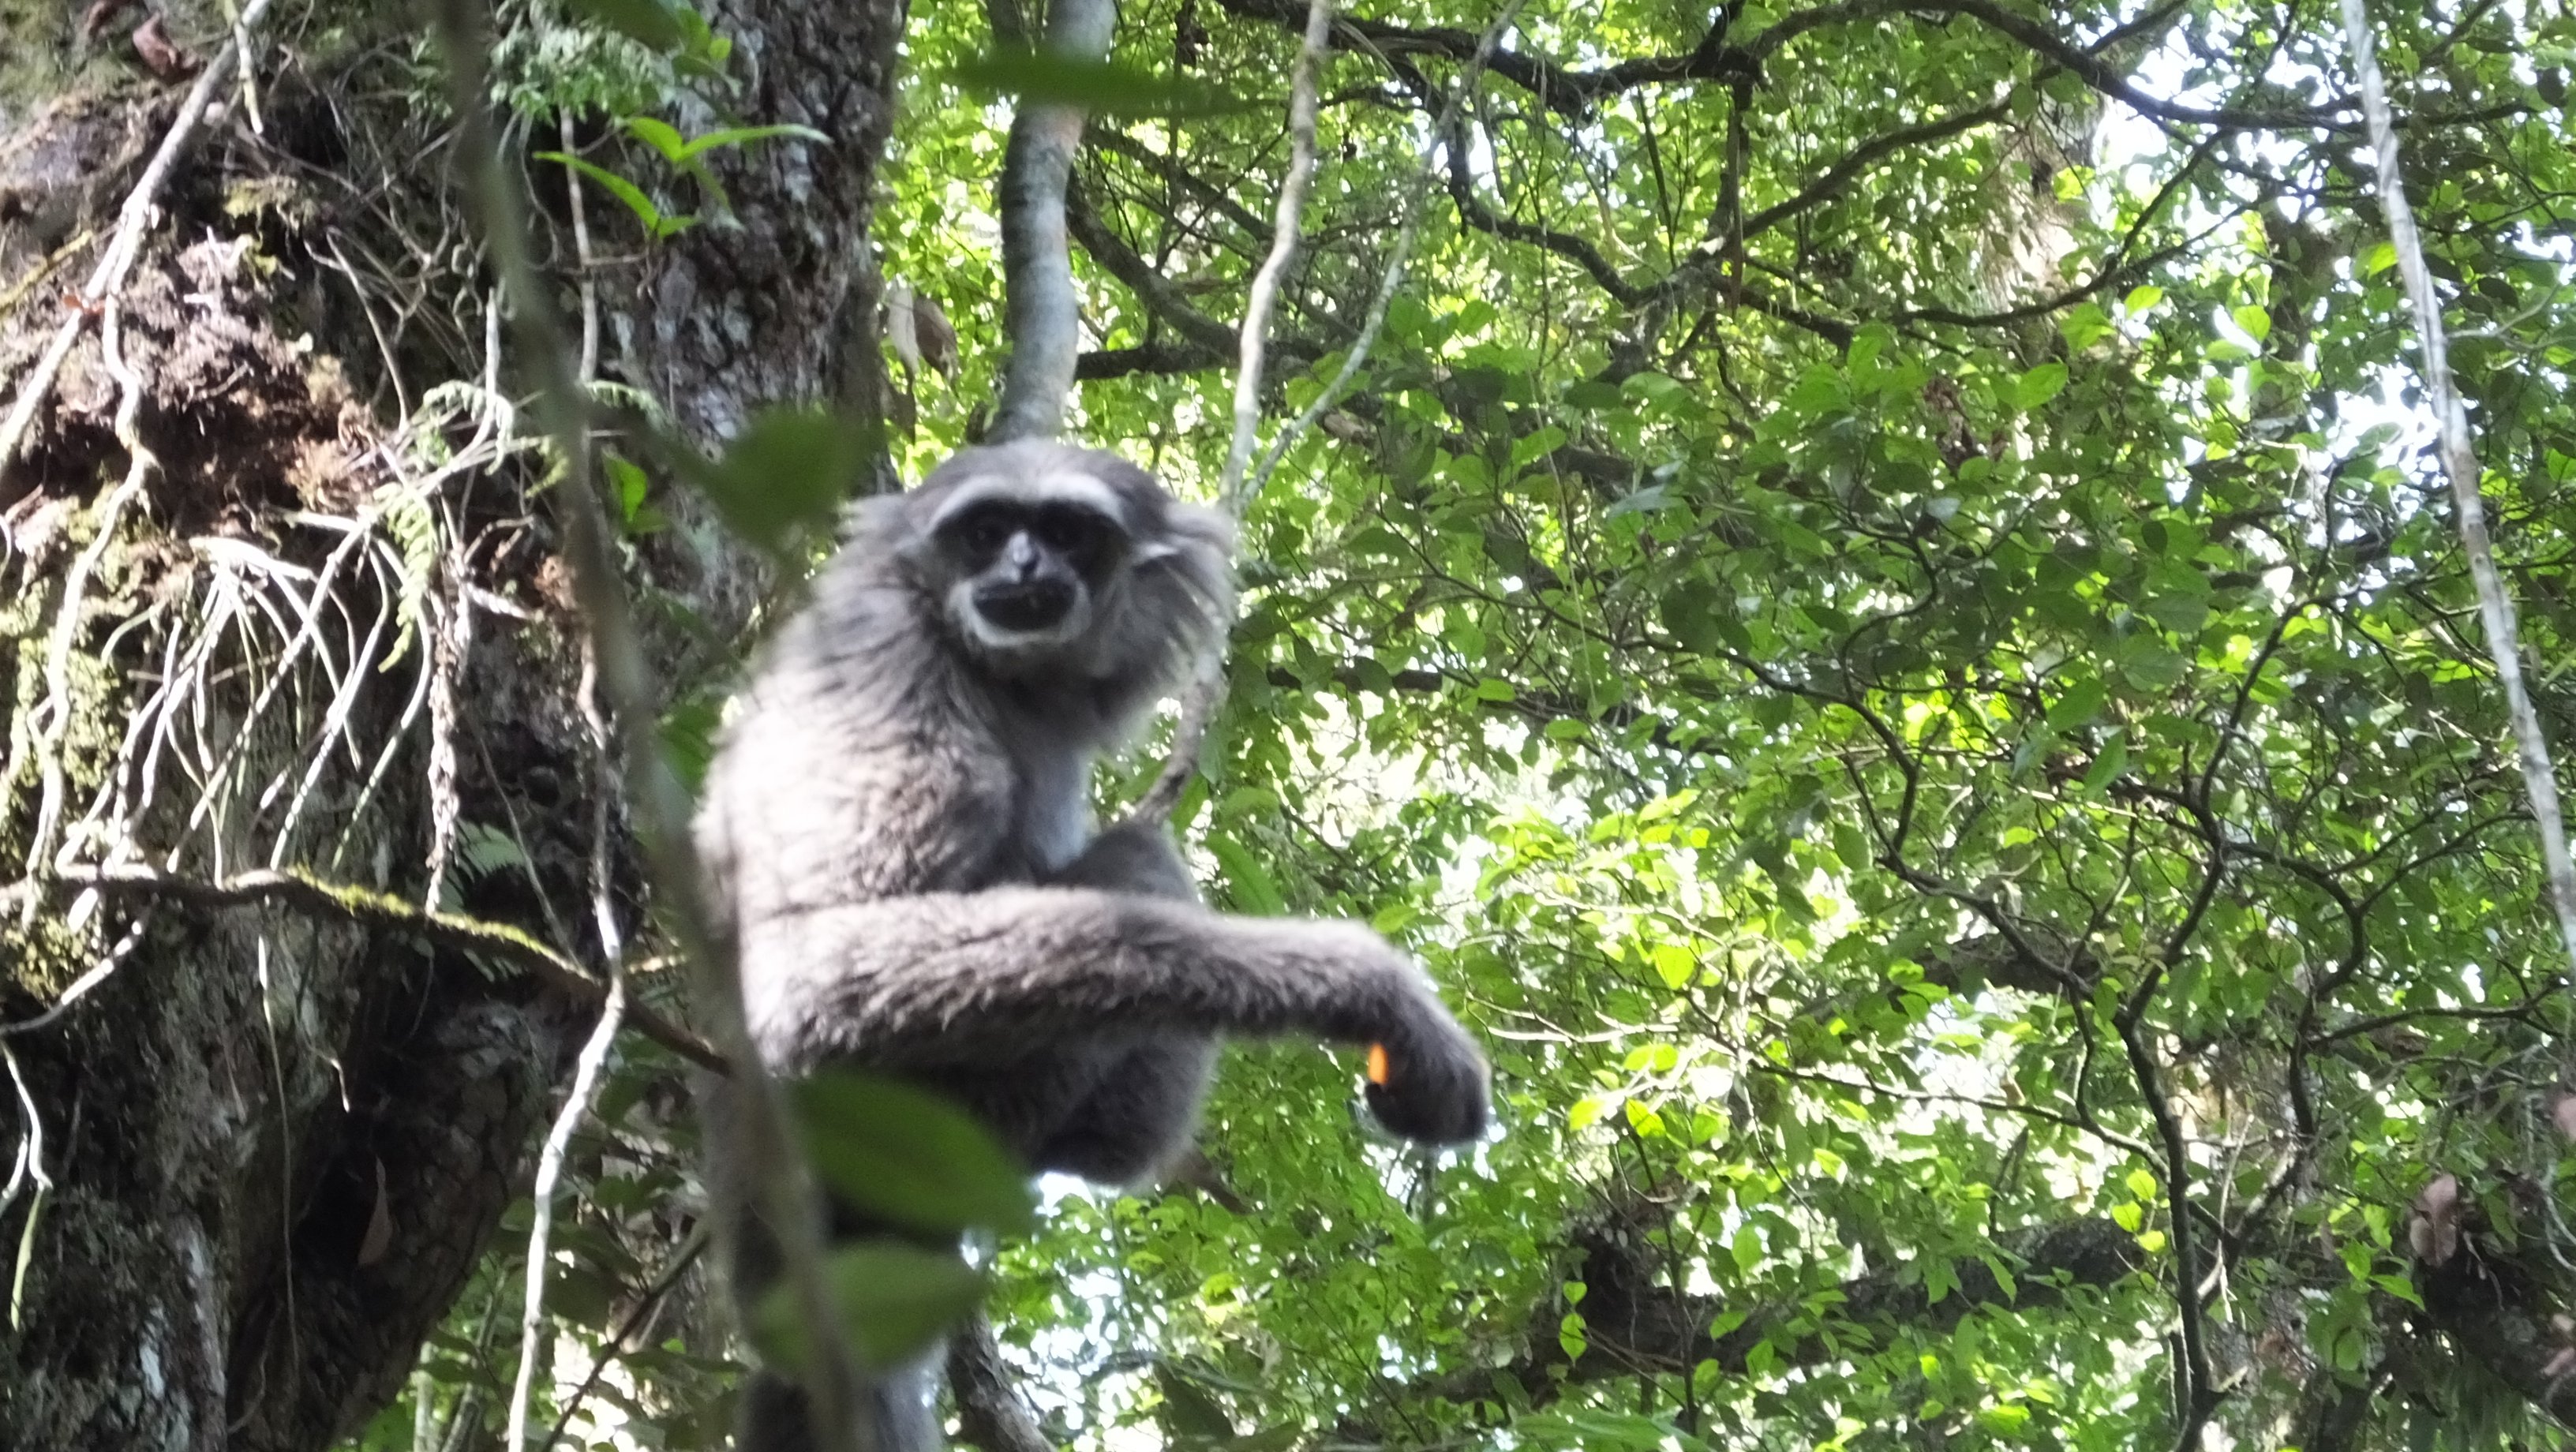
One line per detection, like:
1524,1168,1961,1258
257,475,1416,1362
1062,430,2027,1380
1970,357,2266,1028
0,0,904,1446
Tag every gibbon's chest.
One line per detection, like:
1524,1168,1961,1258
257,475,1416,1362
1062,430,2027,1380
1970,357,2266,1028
1013,743,1093,878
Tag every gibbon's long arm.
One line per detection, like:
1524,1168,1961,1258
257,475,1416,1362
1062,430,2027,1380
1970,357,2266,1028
740,889,1489,1143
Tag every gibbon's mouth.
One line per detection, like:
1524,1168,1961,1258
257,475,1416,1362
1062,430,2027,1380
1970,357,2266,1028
971,579,1078,634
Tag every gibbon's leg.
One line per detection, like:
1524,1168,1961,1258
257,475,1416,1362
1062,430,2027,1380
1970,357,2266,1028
708,1091,949,1452
740,889,1488,1145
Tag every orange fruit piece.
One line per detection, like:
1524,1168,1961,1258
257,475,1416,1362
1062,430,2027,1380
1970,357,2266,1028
1365,1042,1391,1085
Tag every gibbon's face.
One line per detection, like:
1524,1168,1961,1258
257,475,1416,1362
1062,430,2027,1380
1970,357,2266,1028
924,472,1135,658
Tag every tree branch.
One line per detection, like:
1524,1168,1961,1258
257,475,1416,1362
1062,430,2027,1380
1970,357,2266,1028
1365,1214,2144,1429
2341,0,2576,976
947,1312,1055,1452
989,0,1118,443
59,865,722,1072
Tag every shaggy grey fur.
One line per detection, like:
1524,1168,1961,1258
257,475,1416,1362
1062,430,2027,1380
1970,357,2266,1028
698,440,1490,1452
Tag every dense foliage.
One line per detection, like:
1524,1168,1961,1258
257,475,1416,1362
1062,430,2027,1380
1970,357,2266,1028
358,0,2576,1448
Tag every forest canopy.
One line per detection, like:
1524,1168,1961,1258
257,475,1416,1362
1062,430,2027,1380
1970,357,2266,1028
2,0,2574,1450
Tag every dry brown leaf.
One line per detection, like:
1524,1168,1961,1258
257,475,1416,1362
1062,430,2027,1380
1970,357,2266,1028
358,1158,394,1266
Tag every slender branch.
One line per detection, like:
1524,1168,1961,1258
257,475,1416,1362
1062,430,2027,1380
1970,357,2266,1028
1219,0,1338,513
1249,0,1537,498
1935,0,2346,132
538,1226,709,1452
1064,184,1242,356
418,2,871,1447
1131,0,1338,823
2341,0,2576,977
989,0,1117,443
53,865,722,1071
1211,0,1881,118
1735,101,2012,239
505,973,626,1452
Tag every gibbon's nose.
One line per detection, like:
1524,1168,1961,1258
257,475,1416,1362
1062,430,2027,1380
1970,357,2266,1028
975,577,1076,632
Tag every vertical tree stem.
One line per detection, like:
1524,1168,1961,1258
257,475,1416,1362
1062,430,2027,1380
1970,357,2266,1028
2340,0,2576,975
504,978,624,1452
989,0,1118,443
1131,0,1336,822
419,4,874,1448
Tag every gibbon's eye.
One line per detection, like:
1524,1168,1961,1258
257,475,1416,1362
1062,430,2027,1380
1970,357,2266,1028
950,506,1018,560
1032,505,1114,564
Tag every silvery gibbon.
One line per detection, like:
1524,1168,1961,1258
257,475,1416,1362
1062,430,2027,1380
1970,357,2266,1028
695,440,1492,1452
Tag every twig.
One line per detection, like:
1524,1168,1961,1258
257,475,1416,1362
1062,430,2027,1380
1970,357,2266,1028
1216,0,1337,512
505,971,627,1452
0,0,278,472
1,1041,50,1330
538,1225,708,1452
419,2,873,1447
0,916,146,1039
2341,0,2576,976
988,0,1117,443
1134,0,1526,824
1129,0,1336,823
0,228,95,324
1247,0,1536,500
561,109,600,386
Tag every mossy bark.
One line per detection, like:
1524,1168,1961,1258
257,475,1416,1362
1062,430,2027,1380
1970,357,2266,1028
0,1,905,1445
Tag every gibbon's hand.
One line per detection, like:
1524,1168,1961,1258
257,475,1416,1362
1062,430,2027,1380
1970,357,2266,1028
1361,972,1491,1146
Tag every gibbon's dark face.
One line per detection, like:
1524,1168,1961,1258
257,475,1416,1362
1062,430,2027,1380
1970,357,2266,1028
923,473,1135,655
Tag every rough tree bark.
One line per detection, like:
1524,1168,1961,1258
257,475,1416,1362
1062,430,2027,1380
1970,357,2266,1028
0,0,904,1446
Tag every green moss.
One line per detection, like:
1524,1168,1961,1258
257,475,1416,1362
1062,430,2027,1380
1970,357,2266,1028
0,523,154,1001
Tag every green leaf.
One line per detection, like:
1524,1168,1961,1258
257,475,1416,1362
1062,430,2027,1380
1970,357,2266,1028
1649,941,1696,989
1659,582,1746,657
2117,636,2187,692
791,1070,1036,1236
665,408,871,557
540,153,693,240
605,453,650,529
2231,304,2273,342
2013,361,2069,410
2141,591,2209,636
676,123,829,161
2079,732,2129,792
946,50,1255,118
751,1242,983,1373
1207,834,1286,915
622,115,691,165
1730,1226,1762,1272
1509,425,1568,469
2046,676,2106,731
1976,1404,2031,1434
2123,284,2166,312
